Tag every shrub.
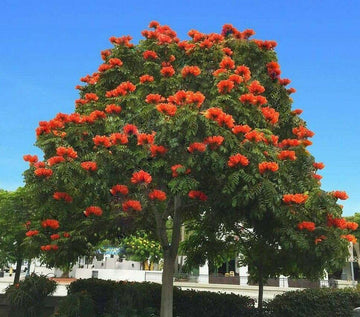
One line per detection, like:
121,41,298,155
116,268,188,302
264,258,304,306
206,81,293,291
53,291,96,317
66,279,256,316
265,287,360,317
5,273,57,317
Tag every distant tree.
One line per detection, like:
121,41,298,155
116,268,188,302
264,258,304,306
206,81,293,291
120,231,162,269
23,22,355,315
0,187,35,283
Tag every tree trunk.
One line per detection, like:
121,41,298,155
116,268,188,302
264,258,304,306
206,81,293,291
258,267,264,314
13,258,22,284
160,251,176,317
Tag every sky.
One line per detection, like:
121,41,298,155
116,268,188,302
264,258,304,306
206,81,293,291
0,0,359,216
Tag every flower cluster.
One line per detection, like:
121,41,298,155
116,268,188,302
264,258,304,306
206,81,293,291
41,245,58,251
315,235,326,245
341,234,357,243
131,170,152,184
331,191,349,200
149,189,167,201
181,66,201,77
313,162,325,170
110,133,129,145
244,130,266,142
53,192,73,203
156,103,177,116
23,154,38,165
160,66,175,77
292,126,315,139
202,107,234,129
239,93,267,106
282,194,308,204
258,162,279,174
105,81,136,97
93,135,112,147
217,80,235,94
278,139,301,148
232,125,252,134
204,136,224,149
122,200,142,211
105,104,122,114
84,206,103,217
261,107,279,124
139,74,154,83
56,146,78,159
25,230,39,237
167,90,205,108
278,150,296,161
297,221,315,231
110,184,129,195
50,234,60,240
247,80,265,95
34,168,53,177
171,164,191,177
123,124,139,135
228,154,249,167
187,142,206,153
267,61,281,79
150,145,168,157
137,133,155,145
188,190,208,201
252,39,277,50
143,50,158,59
41,219,60,230
81,161,97,171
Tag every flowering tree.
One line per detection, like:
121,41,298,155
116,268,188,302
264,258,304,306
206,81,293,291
24,22,356,316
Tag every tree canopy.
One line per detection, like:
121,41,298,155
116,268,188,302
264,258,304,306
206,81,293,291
23,22,356,316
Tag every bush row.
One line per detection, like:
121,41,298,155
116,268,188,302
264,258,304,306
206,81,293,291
55,278,256,317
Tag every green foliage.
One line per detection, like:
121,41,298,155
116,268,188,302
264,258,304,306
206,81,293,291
53,291,96,317
119,231,162,265
265,288,360,317
5,274,57,317
64,278,256,317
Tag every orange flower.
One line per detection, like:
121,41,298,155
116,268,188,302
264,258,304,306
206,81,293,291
219,56,235,69
282,194,308,204
160,66,175,77
63,232,70,238
84,93,99,102
204,136,224,149
156,103,177,116
41,219,60,230
261,107,279,124
110,133,128,145
247,80,265,95
123,124,139,135
292,126,315,139
258,162,279,174
341,234,357,243
253,39,277,50
277,150,296,161
34,168,53,177
235,65,251,81
217,80,234,94
50,234,60,240
105,81,136,97
232,125,252,134
188,190,208,201
313,162,325,170
331,191,349,200
244,130,265,142
23,154,38,165
149,189,167,201
228,154,249,167
47,156,65,166
139,74,154,83
84,206,103,217
297,221,315,232
41,244,58,251
93,135,112,148
291,108,302,115
187,142,206,153
346,222,359,231
312,174,322,180
315,235,326,244
122,200,142,211
278,139,301,148
267,61,281,79
181,66,201,77
105,104,122,114
25,230,39,237
137,133,155,145
228,74,243,85
131,170,152,184
110,184,129,196
143,50,158,60
53,192,73,203
108,58,123,67
279,78,291,86
222,47,233,56
81,161,97,171
150,145,168,157
171,164,191,177
145,94,163,104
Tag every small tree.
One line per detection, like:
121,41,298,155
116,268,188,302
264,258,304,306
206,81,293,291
24,22,354,316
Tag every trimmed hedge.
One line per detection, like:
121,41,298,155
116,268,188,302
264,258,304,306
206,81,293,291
56,278,256,317
265,288,360,317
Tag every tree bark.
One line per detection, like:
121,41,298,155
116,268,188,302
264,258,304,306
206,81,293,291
258,269,264,313
13,258,22,284
160,251,176,317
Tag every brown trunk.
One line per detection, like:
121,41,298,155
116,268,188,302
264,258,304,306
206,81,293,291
13,258,22,284
258,270,264,313
160,251,176,317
